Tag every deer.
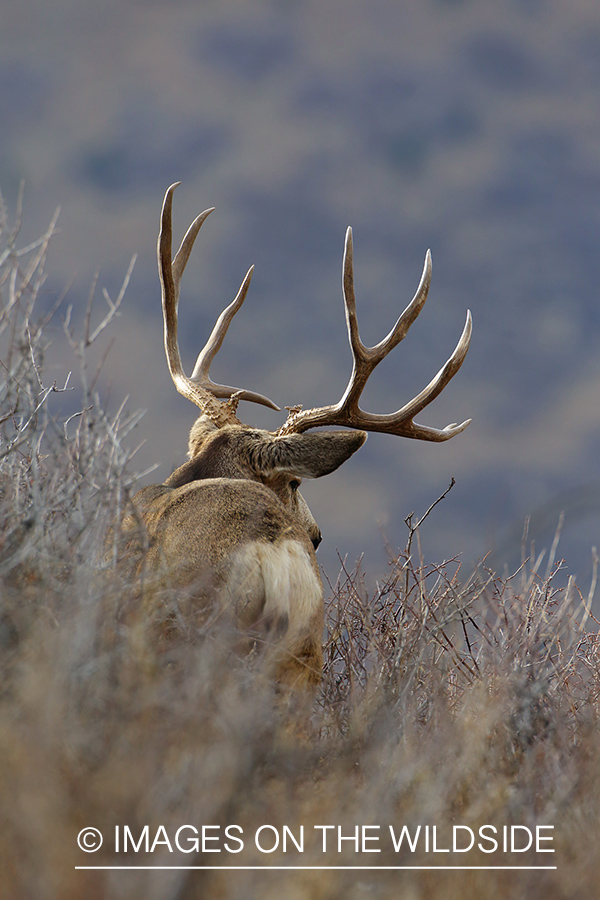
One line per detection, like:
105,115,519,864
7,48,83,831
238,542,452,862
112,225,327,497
119,182,472,691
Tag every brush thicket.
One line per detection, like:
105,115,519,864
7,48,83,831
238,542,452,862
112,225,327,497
1,194,598,900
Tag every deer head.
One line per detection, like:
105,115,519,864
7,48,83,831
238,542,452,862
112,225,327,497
159,182,470,507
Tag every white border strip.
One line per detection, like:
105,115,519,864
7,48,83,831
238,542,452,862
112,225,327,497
75,865,557,871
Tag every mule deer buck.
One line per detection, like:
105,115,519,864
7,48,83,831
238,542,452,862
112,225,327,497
121,182,472,690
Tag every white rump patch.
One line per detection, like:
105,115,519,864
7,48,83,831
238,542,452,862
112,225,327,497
224,539,322,634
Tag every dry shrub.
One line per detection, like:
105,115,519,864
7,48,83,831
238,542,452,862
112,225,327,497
1,192,599,900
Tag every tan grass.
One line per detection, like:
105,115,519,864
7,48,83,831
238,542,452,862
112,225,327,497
1,192,599,900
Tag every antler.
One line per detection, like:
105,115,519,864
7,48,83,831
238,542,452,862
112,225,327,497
159,182,279,427
277,228,472,441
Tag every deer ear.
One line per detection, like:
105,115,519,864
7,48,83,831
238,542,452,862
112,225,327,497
263,431,367,479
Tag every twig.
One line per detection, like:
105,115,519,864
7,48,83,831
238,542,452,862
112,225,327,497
404,477,456,597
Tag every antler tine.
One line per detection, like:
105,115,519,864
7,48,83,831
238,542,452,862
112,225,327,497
343,229,432,361
159,183,219,415
371,248,432,360
159,183,279,424
340,227,362,360
189,266,279,410
341,228,432,410
277,232,471,441
171,200,215,285
388,309,472,439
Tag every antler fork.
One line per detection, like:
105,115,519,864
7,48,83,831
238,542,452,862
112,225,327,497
159,183,471,441
159,182,279,428
278,227,472,440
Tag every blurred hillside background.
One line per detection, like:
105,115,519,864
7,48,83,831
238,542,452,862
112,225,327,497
3,0,600,591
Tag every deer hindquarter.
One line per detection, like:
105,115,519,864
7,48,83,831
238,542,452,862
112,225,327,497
123,478,324,688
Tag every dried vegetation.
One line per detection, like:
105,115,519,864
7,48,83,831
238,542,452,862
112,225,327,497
0,195,599,900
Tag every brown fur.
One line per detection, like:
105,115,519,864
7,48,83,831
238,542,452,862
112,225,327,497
119,418,365,688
